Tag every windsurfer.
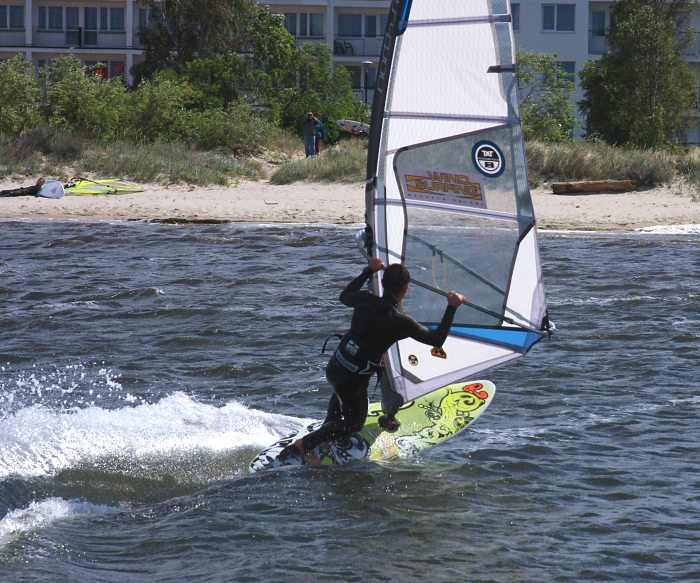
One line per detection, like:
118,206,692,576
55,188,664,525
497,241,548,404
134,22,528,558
280,257,464,466
0,177,44,197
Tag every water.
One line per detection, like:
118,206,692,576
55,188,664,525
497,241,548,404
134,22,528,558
0,220,698,582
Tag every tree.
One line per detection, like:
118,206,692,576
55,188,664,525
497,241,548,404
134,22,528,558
134,0,256,81
579,0,696,148
516,50,576,142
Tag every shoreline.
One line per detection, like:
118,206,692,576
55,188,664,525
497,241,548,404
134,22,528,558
1,178,699,231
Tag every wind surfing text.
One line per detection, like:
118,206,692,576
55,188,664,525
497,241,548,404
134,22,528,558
399,167,488,209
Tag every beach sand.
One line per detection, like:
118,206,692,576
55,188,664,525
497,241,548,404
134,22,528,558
1,178,699,231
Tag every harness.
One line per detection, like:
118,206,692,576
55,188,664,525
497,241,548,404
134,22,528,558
321,296,393,377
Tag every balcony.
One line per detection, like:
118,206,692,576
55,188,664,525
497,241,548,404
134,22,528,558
334,36,382,57
0,29,25,47
33,29,128,49
590,29,700,58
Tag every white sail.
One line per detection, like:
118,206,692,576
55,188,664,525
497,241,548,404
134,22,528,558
364,0,551,402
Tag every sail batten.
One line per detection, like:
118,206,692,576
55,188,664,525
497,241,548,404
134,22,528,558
365,0,549,403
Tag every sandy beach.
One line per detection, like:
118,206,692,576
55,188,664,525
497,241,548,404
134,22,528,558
1,177,699,231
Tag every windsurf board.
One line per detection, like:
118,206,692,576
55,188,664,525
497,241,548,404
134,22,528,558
249,380,494,472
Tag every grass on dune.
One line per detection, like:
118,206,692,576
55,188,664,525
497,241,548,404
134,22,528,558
270,138,367,184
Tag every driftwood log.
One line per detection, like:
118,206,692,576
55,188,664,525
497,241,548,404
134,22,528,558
550,180,637,195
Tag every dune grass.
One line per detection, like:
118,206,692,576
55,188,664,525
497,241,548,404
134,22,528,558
270,138,368,184
3,127,700,196
0,129,265,185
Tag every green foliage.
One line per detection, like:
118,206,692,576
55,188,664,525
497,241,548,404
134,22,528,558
0,55,42,136
186,103,280,155
183,55,246,109
40,56,129,141
134,0,255,80
128,71,202,142
516,50,576,142
579,0,696,148
272,43,368,142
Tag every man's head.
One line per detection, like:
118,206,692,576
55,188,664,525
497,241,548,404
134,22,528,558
306,112,314,119
382,263,410,297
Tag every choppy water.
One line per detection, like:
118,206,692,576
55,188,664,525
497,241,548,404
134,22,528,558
0,220,698,582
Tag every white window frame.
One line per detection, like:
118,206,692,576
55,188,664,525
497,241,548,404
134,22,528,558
542,4,575,33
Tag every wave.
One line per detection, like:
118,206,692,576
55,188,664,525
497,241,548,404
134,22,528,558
0,392,309,481
0,498,116,547
634,224,700,235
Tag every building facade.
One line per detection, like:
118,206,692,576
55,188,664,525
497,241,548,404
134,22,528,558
2,0,699,142
0,0,147,80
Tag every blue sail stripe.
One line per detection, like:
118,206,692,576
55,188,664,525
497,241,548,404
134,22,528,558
424,325,542,352
450,326,542,351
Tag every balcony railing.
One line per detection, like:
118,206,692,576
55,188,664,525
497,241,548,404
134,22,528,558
33,29,128,49
0,29,25,47
295,36,325,48
590,29,700,57
334,36,382,57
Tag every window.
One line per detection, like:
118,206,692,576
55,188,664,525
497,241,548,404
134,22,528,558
338,14,361,37
542,5,575,32
365,15,376,37
84,7,97,45
66,7,78,30
558,61,576,81
283,13,323,37
38,6,63,30
591,10,606,36
110,8,125,31
1,4,24,29
309,13,323,37
283,13,296,36
110,60,125,79
512,3,520,31
48,6,63,30
66,6,79,45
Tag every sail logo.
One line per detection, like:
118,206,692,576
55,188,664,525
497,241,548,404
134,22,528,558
472,141,505,177
400,167,487,209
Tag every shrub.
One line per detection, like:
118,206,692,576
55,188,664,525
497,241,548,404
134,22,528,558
0,56,42,136
40,56,129,141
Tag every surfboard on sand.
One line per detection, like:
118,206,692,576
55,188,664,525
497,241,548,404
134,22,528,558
249,380,494,472
336,119,369,136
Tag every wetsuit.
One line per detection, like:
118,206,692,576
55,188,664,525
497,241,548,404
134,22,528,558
302,266,458,451
0,184,41,197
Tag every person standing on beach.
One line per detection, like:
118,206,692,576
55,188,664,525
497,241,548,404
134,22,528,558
314,116,326,155
279,257,465,466
302,112,318,157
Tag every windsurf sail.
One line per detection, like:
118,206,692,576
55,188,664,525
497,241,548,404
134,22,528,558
363,0,552,402
64,178,145,195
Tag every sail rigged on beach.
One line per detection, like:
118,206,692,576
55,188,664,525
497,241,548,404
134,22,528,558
363,0,551,402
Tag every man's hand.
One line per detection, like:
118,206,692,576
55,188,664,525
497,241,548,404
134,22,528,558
368,257,385,273
447,291,464,307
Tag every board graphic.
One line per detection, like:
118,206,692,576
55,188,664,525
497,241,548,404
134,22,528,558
249,380,495,472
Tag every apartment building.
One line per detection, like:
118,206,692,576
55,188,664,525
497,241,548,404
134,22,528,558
2,0,700,142
0,0,149,81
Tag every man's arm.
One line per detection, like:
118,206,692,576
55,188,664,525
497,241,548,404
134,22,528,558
404,292,464,346
339,257,384,307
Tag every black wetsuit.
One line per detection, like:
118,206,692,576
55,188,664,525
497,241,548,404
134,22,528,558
0,184,41,197
302,267,458,451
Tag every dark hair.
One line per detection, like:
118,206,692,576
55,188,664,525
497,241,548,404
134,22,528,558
382,263,410,294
